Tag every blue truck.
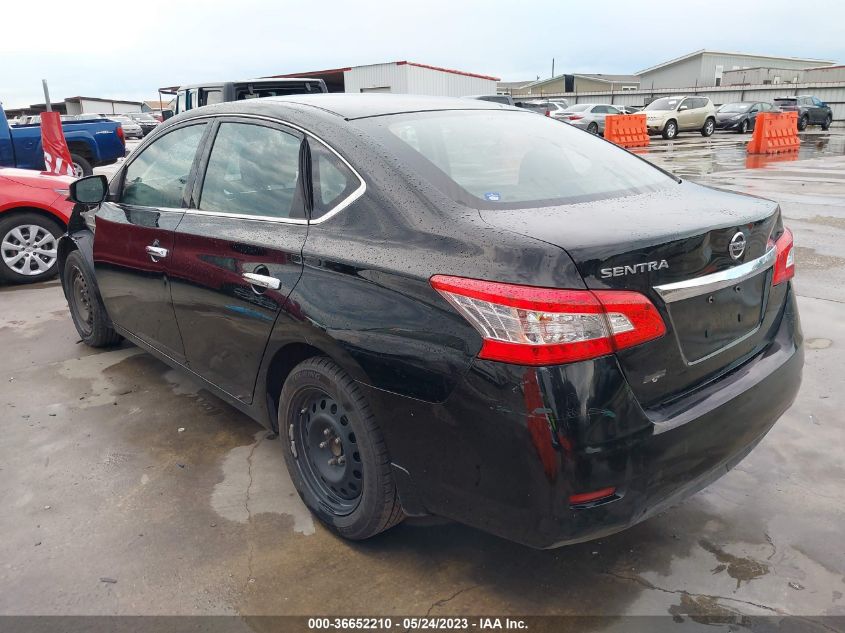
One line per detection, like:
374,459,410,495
1,104,126,176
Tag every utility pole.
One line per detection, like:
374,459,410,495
42,80,52,112
551,58,555,78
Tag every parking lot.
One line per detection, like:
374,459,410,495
2,130,845,623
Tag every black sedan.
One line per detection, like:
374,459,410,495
59,95,802,548
715,101,776,133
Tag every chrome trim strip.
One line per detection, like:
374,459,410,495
654,247,777,303
178,112,367,226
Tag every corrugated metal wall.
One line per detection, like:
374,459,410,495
405,65,497,96
343,63,496,96
516,82,845,121
344,63,409,94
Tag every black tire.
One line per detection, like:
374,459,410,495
586,122,599,135
738,119,749,134
661,120,678,140
0,212,64,284
69,153,93,177
62,250,121,347
822,115,832,131
701,117,715,137
798,115,809,131
280,356,404,540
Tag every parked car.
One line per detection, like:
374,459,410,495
127,112,160,136
715,101,777,133
59,95,802,549
557,103,623,134
642,96,717,139
513,100,551,116
463,94,516,106
174,77,328,114
1,106,125,176
773,96,833,131
0,168,74,283
108,115,144,139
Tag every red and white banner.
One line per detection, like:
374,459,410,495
41,111,75,177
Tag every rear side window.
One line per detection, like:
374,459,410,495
199,122,304,219
203,90,223,106
309,139,362,219
360,110,672,209
120,123,206,208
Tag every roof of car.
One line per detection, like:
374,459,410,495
263,93,513,120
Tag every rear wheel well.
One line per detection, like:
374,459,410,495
265,343,326,431
1,207,65,232
66,141,92,159
57,236,79,289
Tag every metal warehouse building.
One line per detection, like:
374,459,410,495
270,61,499,97
637,50,835,89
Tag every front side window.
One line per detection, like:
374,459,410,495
309,139,361,220
199,122,304,219
121,123,206,208
359,110,673,209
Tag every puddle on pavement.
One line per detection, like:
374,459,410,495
699,539,769,589
212,430,315,536
640,132,845,179
806,337,833,350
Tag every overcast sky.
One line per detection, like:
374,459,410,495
2,0,842,109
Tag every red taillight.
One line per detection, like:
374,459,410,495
116,125,125,144
567,114,583,121
430,276,666,366
545,110,551,117
570,486,617,505
771,228,795,285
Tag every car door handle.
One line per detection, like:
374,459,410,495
243,272,281,290
145,245,168,260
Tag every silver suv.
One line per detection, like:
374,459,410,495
643,96,717,139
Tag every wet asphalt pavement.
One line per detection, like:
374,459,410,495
1,131,844,624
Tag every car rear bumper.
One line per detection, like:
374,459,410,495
362,286,802,548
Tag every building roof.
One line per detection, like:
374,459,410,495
521,73,640,90
572,73,640,84
64,96,143,105
636,49,836,75
497,80,537,90
276,61,500,82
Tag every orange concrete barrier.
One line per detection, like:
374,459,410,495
604,113,649,148
747,112,800,154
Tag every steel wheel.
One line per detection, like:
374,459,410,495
291,388,363,515
1,224,58,277
69,265,94,337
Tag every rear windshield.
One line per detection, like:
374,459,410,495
645,97,681,111
357,110,673,209
567,104,591,112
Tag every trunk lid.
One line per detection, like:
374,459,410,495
479,181,784,407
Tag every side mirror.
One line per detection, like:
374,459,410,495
70,175,108,204
678,105,689,111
